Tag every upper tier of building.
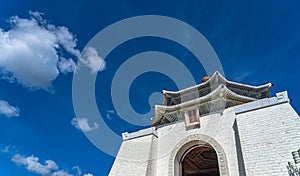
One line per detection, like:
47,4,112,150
152,71,273,126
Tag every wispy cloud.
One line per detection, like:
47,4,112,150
106,109,118,120
72,166,82,176
51,170,73,176
80,46,106,74
1,146,11,153
11,154,58,175
0,100,20,117
233,69,257,82
70,117,98,132
57,57,76,74
0,11,105,90
71,166,93,176
11,153,93,176
1,145,17,154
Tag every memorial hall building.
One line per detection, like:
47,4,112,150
109,71,300,176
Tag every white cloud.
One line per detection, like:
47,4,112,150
0,100,20,117
1,145,17,153
1,146,10,153
71,117,98,132
11,153,93,176
11,154,58,175
51,170,73,176
53,26,81,58
72,166,82,176
58,57,76,74
0,13,62,89
0,11,105,90
80,46,106,74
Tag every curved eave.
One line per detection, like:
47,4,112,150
153,84,257,125
162,71,272,98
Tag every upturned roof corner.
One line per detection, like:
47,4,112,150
152,71,273,126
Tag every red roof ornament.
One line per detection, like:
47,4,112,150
202,76,209,83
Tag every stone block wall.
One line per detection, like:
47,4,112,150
236,102,300,176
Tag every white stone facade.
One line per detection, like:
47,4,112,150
109,91,300,176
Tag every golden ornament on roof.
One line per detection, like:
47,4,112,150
202,76,209,83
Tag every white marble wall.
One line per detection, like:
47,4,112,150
109,91,300,176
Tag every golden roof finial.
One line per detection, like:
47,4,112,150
202,76,209,83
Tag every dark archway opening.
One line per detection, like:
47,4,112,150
181,145,220,176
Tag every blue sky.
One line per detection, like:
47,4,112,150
0,0,299,175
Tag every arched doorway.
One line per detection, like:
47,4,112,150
180,145,220,176
169,135,228,176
